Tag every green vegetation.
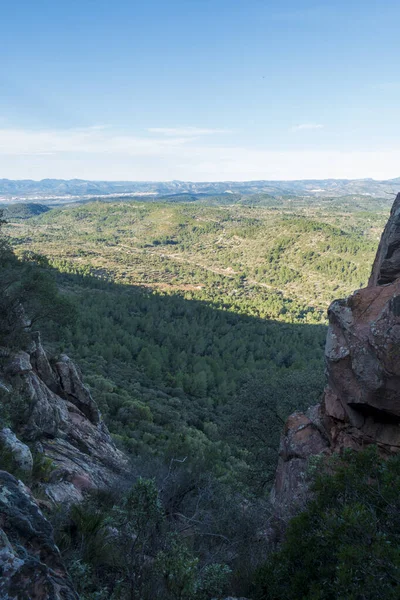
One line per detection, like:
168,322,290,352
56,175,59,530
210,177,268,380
3,200,387,487
3,202,50,220
55,476,247,600
0,210,72,350
2,199,394,598
254,447,400,600
7,201,386,320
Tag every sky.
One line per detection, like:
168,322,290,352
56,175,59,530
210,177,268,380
1,0,400,181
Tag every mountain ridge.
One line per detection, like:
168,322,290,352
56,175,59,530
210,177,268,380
1,176,399,202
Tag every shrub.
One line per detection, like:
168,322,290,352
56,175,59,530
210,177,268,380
254,447,400,600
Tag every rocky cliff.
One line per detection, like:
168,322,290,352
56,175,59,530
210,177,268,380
272,192,400,508
1,332,128,503
0,333,128,597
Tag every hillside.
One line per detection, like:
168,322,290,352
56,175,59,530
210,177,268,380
7,201,387,317
3,202,50,219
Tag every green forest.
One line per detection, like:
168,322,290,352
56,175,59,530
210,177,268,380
5,200,386,479
2,198,396,598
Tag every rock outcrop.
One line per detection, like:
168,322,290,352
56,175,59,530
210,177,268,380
271,408,329,508
272,192,400,507
0,334,130,597
1,334,127,504
0,470,78,600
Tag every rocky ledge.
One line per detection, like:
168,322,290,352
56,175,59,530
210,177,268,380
1,333,127,503
273,192,400,507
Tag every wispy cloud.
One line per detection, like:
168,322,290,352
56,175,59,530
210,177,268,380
0,126,192,156
291,123,324,132
148,127,230,137
0,126,233,157
1,125,399,182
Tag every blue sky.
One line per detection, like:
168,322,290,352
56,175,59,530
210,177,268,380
1,0,400,181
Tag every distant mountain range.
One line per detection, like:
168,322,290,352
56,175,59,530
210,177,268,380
0,177,399,203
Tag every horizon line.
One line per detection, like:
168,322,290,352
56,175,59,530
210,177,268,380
1,176,400,184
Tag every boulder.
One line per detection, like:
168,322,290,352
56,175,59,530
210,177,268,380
0,470,78,599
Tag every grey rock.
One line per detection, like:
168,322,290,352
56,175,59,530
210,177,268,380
0,470,78,599
1,339,128,504
54,354,100,424
29,332,58,390
5,351,32,376
22,371,70,440
0,428,33,473
16,362,128,502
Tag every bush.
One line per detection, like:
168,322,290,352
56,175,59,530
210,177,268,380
254,447,400,600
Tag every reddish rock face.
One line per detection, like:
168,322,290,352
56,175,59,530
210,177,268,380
272,193,400,506
324,193,400,451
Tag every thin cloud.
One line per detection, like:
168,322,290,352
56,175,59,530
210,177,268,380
0,126,233,157
0,126,192,156
291,123,324,132
1,126,400,182
148,127,231,136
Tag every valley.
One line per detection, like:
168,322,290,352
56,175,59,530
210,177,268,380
4,199,387,486
1,195,399,599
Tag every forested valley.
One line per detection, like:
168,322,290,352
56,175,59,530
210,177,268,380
1,198,392,598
